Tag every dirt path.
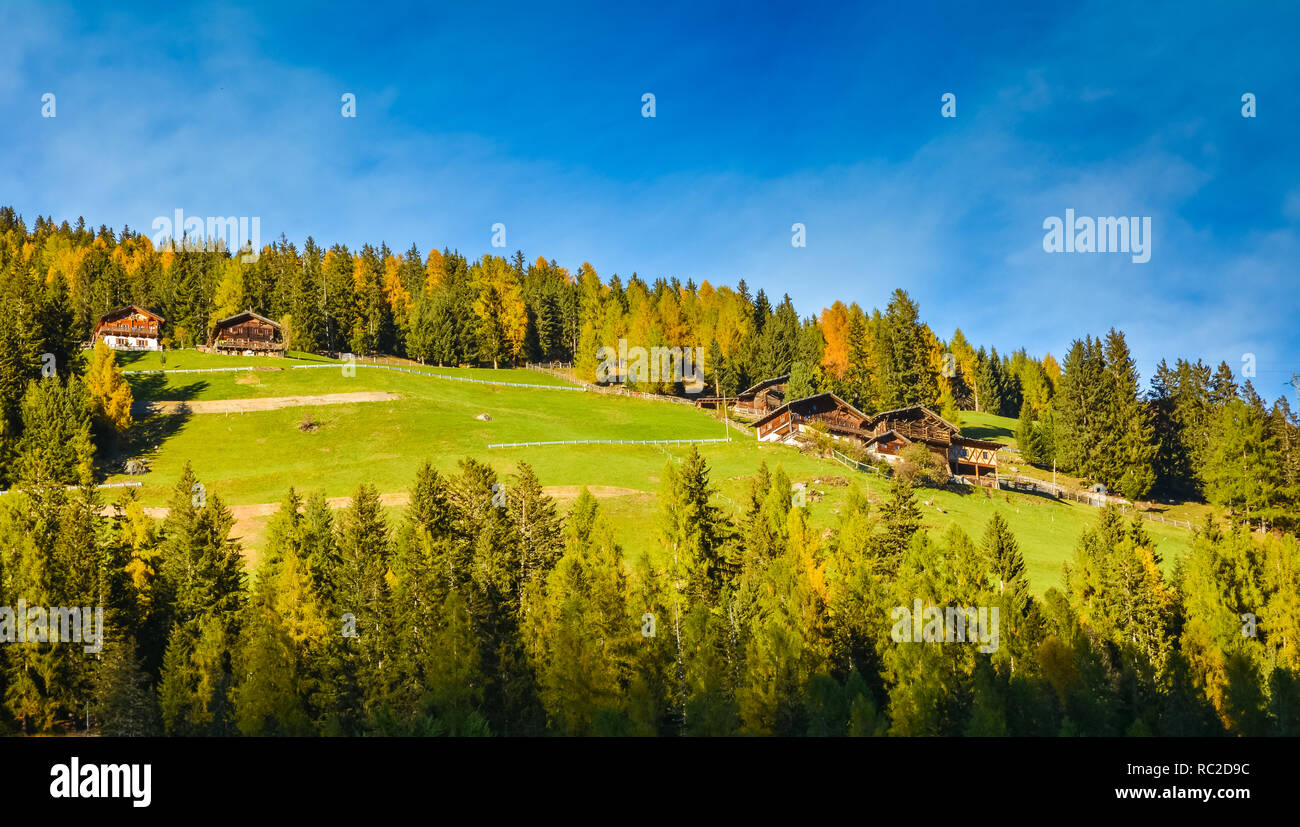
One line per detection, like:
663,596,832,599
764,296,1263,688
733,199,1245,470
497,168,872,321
104,484,647,565
110,485,645,523
135,391,403,416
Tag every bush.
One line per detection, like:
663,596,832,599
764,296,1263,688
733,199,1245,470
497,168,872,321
805,421,834,456
897,443,950,487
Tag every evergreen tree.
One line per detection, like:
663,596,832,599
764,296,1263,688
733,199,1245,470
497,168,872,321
882,289,937,409
1102,329,1156,500
92,632,161,736
1202,399,1282,528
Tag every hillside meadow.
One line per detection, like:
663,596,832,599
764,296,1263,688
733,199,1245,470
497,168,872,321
103,352,1195,594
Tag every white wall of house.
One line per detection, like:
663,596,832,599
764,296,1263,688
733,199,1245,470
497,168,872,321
100,335,160,351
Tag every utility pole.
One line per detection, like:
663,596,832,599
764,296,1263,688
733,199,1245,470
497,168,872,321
718,376,730,441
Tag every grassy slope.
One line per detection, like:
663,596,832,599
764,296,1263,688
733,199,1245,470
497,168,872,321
957,410,1018,448
115,350,579,387
107,354,1194,595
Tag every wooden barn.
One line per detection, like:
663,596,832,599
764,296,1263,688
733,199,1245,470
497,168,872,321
695,374,789,416
92,305,164,351
862,405,1002,485
948,439,1002,485
206,310,286,356
753,392,871,443
734,375,790,417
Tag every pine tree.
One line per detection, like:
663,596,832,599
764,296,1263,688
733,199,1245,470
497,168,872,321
882,289,937,408
1015,399,1039,463
508,462,564,593
526,491,635,734
92,631,161,736
157,463,244,629
873,475,922,566
1052,337,1108,482
842,307,875,410
1102,329,1156,500
981,511,1036,675
336,483,395,718
15,377,95,487
977,348,1009,415
1203,399,1282,528
658,447,734,604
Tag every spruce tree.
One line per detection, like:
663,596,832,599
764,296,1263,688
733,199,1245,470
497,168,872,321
882,289,937,409
92,632,161,736
1015,399,1039,464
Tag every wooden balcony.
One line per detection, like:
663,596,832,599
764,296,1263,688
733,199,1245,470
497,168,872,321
98,325,158,338
214,337,286,352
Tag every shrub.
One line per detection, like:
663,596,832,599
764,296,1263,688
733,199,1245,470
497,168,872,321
897,443,950,487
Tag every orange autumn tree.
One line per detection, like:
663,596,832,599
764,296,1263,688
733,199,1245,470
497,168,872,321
86,340,134,434
470,254,528,368
818,301,851,381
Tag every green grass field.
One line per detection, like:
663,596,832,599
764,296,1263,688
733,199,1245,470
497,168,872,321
115,350,581,389
104,351,1195,594
957,410,1018,448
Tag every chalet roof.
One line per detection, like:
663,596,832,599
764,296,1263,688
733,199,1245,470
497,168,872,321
737,374,790,399
752,391,869,430
97,304,164,325
864,405,960,435
212,309,281,330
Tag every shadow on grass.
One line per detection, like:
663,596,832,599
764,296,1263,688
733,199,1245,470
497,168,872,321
1001,485,1064,504
128,373,209,402
960,425,1014,442
97,410,193,478
285,350,337,363
114,351,152,369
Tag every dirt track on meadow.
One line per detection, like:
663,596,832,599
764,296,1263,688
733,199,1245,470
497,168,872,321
135,391,403,416
116,485,644,525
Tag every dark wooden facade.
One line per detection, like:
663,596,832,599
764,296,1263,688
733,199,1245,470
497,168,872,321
734,374,789,417
695,374,789,416
862,405,1002,483
865,429,912,457
753,392,870,442
207,310,286,355
93,305,163,351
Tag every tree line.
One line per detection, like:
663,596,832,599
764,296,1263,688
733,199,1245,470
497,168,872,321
2,446,1297,736
0,209,1294,542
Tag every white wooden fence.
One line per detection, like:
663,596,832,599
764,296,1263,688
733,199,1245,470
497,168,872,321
487,437,732,449
290,362,585,391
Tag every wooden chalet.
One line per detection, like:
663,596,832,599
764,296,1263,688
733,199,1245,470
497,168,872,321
862,406,1003,485
92,305,163,351
206,310,286,356
695,374,789,416
753,392,871,443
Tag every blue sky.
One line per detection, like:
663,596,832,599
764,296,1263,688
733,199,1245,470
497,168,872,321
2,0,1298,394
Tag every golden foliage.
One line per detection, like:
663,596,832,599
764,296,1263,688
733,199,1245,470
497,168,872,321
87,340,134,433
425,248,445,291
819,301,850,379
